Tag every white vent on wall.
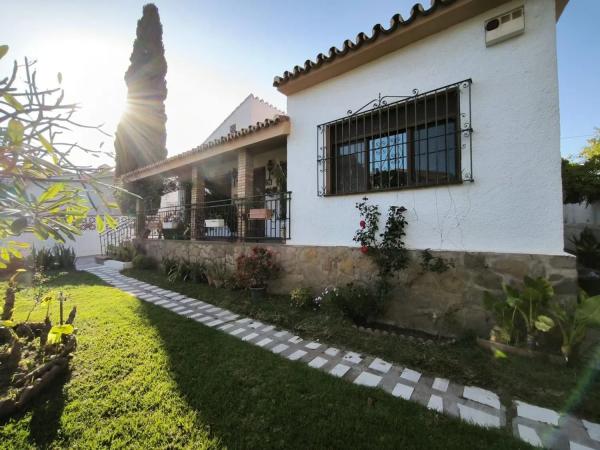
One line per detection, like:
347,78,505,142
485,7,525,47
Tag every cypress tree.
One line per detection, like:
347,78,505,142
115,3,167,212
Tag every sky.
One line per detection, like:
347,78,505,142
2,0,598,167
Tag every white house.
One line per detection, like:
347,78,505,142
121,0,575,335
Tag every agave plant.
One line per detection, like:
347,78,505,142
549,291,600,362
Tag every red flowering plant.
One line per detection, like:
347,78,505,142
235,247,281,289
353,197,410,281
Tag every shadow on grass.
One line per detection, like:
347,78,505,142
27,370,70,447
0,369,70,448
136,299,529,450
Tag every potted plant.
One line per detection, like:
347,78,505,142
235,247,280,300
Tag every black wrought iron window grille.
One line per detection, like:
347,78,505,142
317,79,473,196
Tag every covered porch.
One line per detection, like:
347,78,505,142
123,116,290,242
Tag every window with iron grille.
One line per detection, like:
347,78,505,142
317,79,473,196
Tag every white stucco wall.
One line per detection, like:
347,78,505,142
286,0,564,255
1,174,121,257
203,94,284,144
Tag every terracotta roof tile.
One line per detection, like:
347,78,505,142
273,0,456,88
122,115,289,179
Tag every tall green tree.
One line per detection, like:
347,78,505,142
562,129,600,205
115,3,167,213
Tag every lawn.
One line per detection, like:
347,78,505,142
0,271,531,449
123,268,600,423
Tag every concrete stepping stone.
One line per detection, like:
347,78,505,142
570,442,596,450
515,400,560,426
463,386,501,409
342,352,362,364
330,364,351,378
582,420,600,442
287,350,307,361
427,395,443,413
288,336,303,344
308,356,328,369
369,358,392,374
400,368,421,383
392,383,414,400
517,424,543,447
432,377,450,392
256,338,273,347
305,341,321,350
457,404,501,428
324,347,339,357
271,344,289,354
353,372,382,388
239,332,257,341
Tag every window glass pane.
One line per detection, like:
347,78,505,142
335,141,366,193
369,132,408,190
414,121,456,184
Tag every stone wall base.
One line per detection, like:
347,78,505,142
135,239,577,338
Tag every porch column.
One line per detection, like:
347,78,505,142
135,198,145,238
237,149,253,239
237,148,253,198
190,166,205,240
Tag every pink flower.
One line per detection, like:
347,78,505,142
360,246,368,254
359,220,366,229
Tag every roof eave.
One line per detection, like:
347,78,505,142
122,118,290,183
276,0,562,96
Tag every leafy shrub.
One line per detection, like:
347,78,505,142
330,283,385,325
549,291,600,362
161,256,178,275
132,255,155,270
189,261,207,283
32,245,75,270
53,245,75,269
353,198,410,280
571,227,600,269
420,249,454,273
32,247,54,270
167,259,192,283
483,276,556,349
290,288,314,309
235,247,280,289
206,259,232,289
314,287,339,310
107,242,135,262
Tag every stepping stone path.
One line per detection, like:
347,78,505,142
84,265,600,450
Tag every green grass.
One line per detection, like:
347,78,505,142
124,268,600,423
0,271,531,449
